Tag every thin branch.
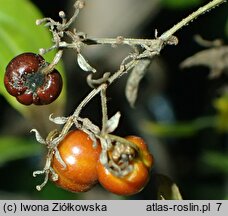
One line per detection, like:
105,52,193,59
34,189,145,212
73,85,104,117
100,85,108,133
83,37,158,46
159,0,226,41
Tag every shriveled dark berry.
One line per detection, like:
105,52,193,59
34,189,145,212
4,52,62,105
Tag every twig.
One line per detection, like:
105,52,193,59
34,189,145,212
159,0,226,41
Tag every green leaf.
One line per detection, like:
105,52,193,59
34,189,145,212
161,0,202,9
142,116,216,138
0,136,41,165
214,93,228,132
202,151,228,174
0,0,66,121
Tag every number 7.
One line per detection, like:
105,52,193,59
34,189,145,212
216,203,222,211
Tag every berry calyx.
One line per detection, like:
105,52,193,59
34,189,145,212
97,136,153,196
51,130,102,192
4,52,62,105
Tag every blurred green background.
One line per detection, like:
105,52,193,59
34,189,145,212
0,0,227,199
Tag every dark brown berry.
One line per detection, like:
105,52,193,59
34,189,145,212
4,52,62,105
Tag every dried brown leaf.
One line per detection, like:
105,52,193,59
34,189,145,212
125,59,151,107
105,112,121,134
77,53,97,73
180,46,228,78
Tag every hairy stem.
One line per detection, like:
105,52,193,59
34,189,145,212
160,0,226,41
101,85,108,133
73,85,104,117
84,37,158,46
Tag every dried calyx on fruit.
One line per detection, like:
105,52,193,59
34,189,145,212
105,140,138,176
4,52,62,105
97,136,153,196
51,130,102,193
32,127,102,192
32,120,154,196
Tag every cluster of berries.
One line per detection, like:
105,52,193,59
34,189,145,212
51,129,153,196
4,53,153,195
